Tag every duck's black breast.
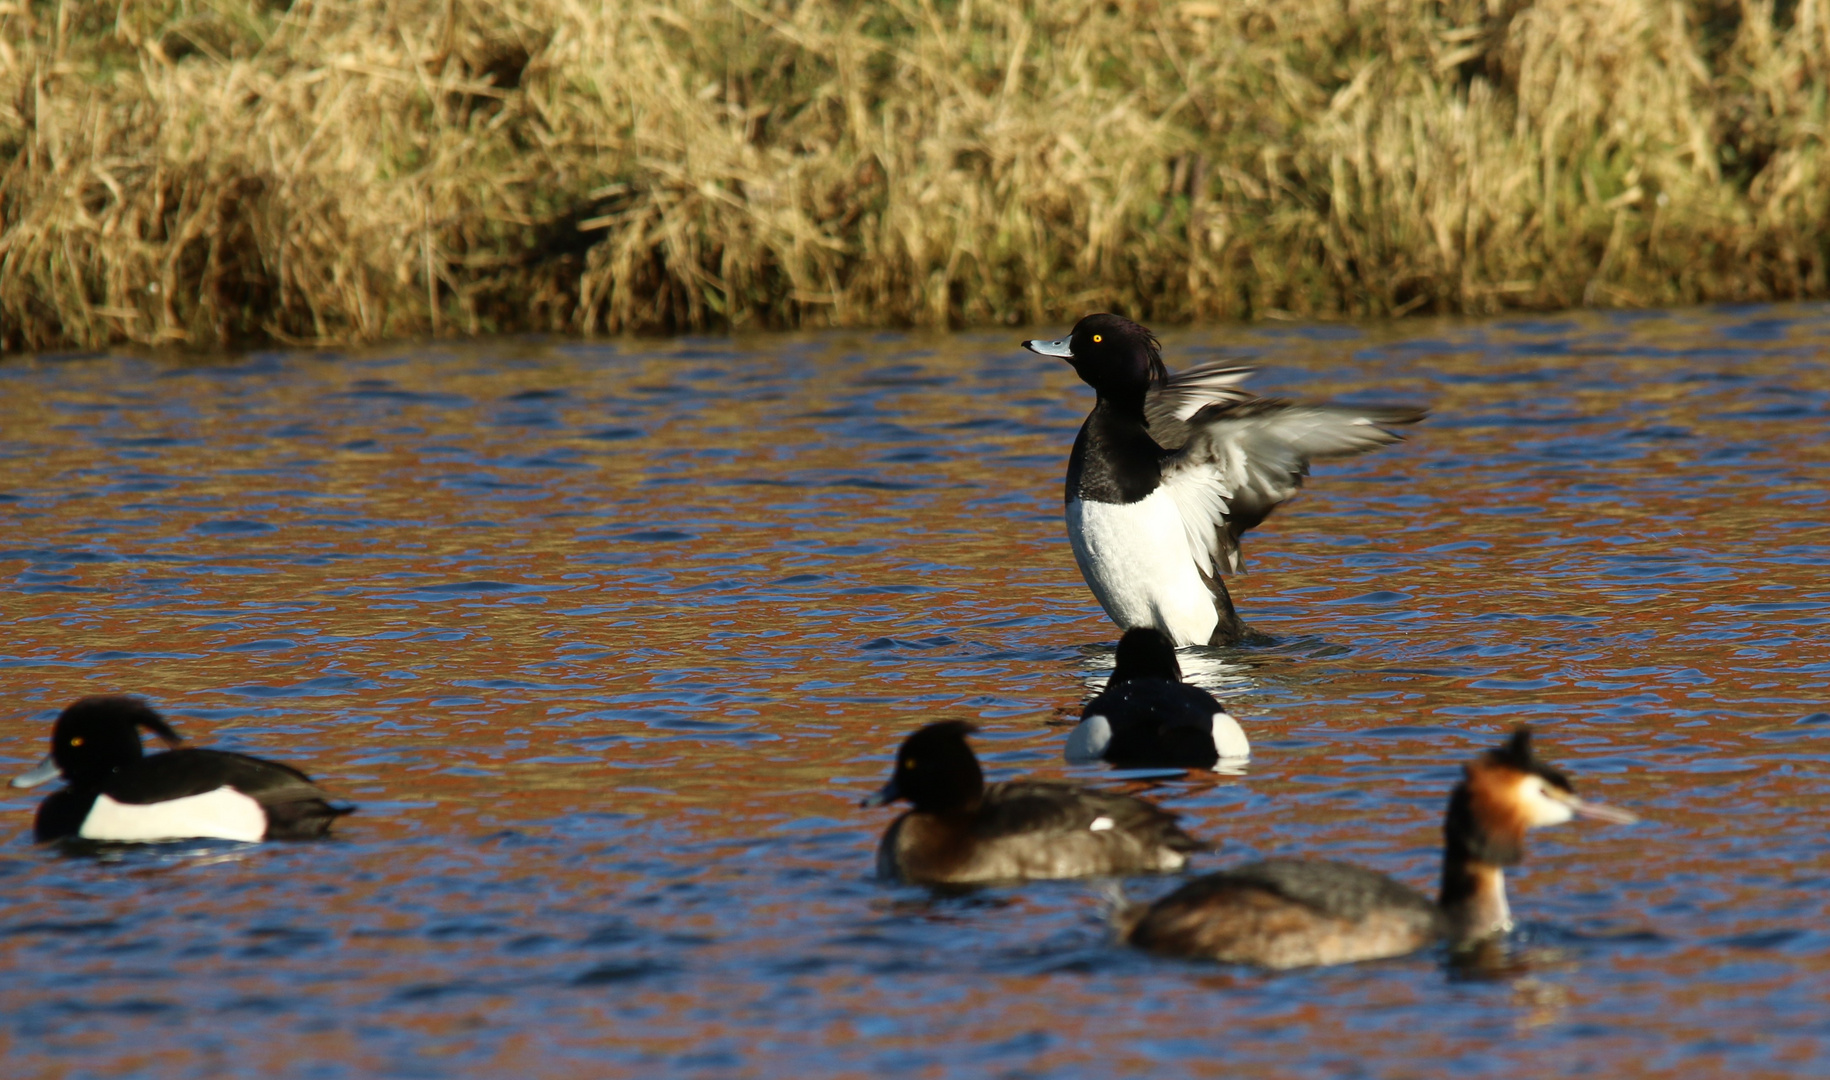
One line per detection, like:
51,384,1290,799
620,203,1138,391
1067,404,1165,505
32,788,100,842
1091,681,1225,769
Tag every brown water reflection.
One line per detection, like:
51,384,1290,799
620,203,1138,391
2,308,1829,1077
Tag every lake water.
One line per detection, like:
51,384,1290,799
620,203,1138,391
2,305,1828,1078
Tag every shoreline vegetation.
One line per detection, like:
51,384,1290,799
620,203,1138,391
2,1,1828,353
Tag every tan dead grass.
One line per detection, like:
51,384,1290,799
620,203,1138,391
3,0,1828,351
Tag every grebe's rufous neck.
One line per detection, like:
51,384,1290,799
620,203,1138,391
1437,726,1637,942
1119,726,1635,969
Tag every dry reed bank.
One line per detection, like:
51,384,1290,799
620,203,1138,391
2,0,1829,351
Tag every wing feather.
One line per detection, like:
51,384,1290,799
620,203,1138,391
1145,362,1257,446
1159,400,1426,576
977,781,1205,852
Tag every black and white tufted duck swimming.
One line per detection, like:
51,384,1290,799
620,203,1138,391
1066,627,1249,769
11,695,354,844
1117,727,1636,969
862,720,1208,885
1023,313,1426,646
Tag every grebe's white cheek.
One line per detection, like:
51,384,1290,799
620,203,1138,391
1089,816,1115,832
1516,777,1576,828
1066,715,1112,762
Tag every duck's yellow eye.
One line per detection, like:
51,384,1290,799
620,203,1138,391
1092,334,1102,343
903,757,917,770
69,737,83,747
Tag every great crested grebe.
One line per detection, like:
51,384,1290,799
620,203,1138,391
862,720,1208,885
1117,727,1635,969
12,696,354,843
1022,314,1426,646
1066,627,1250,769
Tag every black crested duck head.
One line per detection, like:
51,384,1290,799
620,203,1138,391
1110,627,1183,685
861,720,986,815
1023,313,1166,405
13,695,184,791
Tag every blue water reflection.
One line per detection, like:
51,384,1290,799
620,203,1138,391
1,303,1829,1075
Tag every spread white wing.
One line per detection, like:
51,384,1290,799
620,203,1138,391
1160,400,1426,576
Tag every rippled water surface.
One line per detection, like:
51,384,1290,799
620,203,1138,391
4,305,1830,1078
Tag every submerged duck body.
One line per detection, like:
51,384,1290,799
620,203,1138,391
1067,627,1249,769
1118,727,1636,969
12,696,353,844
1023,314,1426,646
864,720,1207,885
